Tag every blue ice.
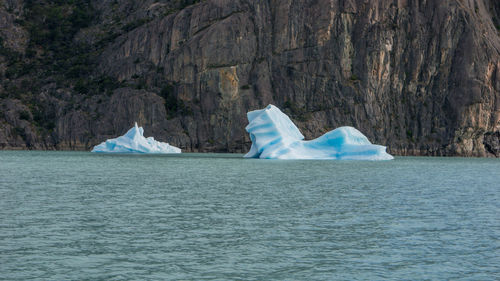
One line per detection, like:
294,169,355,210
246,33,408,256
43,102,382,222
91,123,181,154
244,105,393,160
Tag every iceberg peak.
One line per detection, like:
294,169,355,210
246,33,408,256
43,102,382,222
124,122,144,140
91,122,181,154
245,105,393,160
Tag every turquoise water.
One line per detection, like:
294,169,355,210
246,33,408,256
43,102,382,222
0,151,499,280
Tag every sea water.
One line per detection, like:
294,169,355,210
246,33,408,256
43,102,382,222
0,151,499,280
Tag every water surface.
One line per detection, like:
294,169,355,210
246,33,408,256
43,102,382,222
0,151,499,280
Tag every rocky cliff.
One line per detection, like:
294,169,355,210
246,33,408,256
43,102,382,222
1,0,499,156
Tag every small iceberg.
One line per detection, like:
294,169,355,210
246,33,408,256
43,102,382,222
91,123,181,154
244,105,393,160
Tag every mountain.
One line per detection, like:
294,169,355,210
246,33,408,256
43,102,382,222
1,0,499,156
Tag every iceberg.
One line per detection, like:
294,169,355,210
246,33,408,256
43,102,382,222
91,123,181,154
244,105,393,160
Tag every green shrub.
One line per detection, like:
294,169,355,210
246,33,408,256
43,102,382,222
74,79,89,94
179,0,204,9
158,83,193,118
160,84,178,113
97,76,120,93
19,111,31,121
122,18,149,32
282,100,310,121
13,127,26,140
31,106,56,131
17,0,96,89
406,129,413,138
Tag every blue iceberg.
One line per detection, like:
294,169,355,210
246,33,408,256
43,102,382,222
91,123,181,154
244,105,393,160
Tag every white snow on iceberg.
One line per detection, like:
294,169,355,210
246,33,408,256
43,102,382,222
244,105,393,160
91,123,181,154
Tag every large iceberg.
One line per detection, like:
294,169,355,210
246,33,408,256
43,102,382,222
91,123,181,154
244,105,393,160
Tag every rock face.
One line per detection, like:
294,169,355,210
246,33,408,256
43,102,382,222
1,0,499,156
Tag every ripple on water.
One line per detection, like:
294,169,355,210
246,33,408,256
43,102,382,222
0,151,499,280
